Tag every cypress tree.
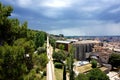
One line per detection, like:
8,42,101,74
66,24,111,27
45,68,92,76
63,64,66,80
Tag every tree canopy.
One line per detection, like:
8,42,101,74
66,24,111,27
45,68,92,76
75,73,88,80
34,31,46,48
33,53,48,70
53,51,67,62
0,2,47,79
0,45,27,80
108,53,120,68
86,68,109,80
75,68,109,80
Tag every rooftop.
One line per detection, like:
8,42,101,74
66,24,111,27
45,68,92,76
56,40,72,44
75,64,92,73
73,40,101,44
99,67,108,72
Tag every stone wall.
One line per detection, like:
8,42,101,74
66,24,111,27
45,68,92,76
73,42,103,60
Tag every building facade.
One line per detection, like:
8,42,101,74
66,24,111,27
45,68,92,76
73,40,103,60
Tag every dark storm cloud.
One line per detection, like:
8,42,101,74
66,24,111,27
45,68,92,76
0,0,120,36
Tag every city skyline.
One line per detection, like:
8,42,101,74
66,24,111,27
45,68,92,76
1,0,120,36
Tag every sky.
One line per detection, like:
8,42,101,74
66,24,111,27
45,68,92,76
0,0,120,36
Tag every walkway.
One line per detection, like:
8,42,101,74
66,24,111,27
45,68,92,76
46,36,55,80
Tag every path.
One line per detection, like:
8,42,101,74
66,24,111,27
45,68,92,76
46,36,55,80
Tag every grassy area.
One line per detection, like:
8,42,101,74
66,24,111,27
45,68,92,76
40,76,46,80
55,68,63,80
35,74,46,80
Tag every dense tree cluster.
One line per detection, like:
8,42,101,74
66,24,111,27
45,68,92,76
53,51,67,62
75,68,109,80
108,53,120,69
37,47,46,55
0,45,27,80
34,31,46,49
0,3,13,45
87,68,109,80
33,53,48,70
75,73,88,80
0,2,47,79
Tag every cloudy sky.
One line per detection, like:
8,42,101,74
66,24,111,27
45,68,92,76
1,0,120,36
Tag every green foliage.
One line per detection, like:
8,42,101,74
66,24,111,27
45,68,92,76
13,38,35,71
24,69,41,80
109,53,120,68
14,38,35,51
75,73,88,80
0,3,40,45
0,2,13,17
33,53,48,70
0,2,30,45
34,31,46,48
75,68,109,80
49,37,56,51
0,2,13,44
27,29,36,41
91,59,97,68
37,47,46,55
0,2,47,80
68,45,75,80
0,45,28,80
20,21,28,37
53,51,66,62
39,53,48,69
86,68,109,80
63,64,66,80
54,62,63,69
59,44,65,50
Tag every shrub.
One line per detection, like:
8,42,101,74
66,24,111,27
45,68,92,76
75,73,88,80
53,51,66,62
91,59,97,68
37,47,46,54
54,62,63,69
